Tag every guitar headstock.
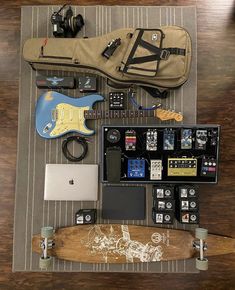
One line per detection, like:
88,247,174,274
155,108,183,122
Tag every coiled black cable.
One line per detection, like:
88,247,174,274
62,136,88,162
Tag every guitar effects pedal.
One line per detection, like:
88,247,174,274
195,130,207,150
109,92,125,110
163,129,175,150
168,158,197,176
78,76,97,92
200,157,217,177
181,129,192,149
150,159,162,180
127,159,145,178
146,129,158,151
106,129,121,143
125,130,136,151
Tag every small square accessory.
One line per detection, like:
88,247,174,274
152,209,174,224
153,199,175,212
152,185,174,199
75,209,97,225
78,76,97,92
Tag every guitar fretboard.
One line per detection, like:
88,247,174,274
84,110,155,119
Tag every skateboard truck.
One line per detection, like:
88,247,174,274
39,226,54,269
193,228,208,270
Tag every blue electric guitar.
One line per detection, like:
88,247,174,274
35,91,183,139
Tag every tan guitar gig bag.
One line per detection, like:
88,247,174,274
23,26,192,90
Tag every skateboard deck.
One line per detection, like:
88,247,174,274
32,224,235,264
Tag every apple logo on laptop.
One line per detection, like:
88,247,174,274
69,179,74,185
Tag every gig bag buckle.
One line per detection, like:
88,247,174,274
160,49,170,60
102,38,121,59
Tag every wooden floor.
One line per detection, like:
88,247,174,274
0,0,235,289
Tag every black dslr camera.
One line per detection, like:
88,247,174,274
51,5,84,38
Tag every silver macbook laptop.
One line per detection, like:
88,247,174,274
44,164,98,201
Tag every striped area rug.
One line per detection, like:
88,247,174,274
13,5,197,272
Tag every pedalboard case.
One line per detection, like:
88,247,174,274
102,125,220,184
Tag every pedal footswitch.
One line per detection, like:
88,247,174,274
150,159,162,180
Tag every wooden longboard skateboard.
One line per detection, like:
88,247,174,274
32,224,235,270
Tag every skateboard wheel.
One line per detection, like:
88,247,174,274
39,256,52,269
41,226,54,238
195,228,208,240
196,257,208,271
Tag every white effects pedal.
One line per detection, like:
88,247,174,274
150,159,162,180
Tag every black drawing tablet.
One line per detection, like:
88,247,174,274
102,186,146,220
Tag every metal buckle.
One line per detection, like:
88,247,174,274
160,50,170,60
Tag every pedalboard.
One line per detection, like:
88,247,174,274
168,158,197,177
102,125,220,183
127,159,145,178
109,92,125,110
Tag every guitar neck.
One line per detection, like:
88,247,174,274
84,110,155,120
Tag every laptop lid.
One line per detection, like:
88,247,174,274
44,164,98,201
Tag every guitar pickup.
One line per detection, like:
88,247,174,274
51,109,57,121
